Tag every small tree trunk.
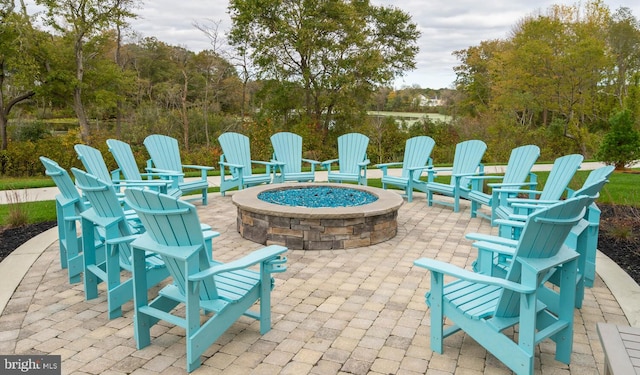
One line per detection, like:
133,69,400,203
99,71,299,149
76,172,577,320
74,36,90,143
181,69,189,151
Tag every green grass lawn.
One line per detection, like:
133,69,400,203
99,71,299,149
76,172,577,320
0,168,637,226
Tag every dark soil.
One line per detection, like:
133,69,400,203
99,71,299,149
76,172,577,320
1,206,639,284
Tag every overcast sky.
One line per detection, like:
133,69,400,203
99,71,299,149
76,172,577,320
30,1,640,89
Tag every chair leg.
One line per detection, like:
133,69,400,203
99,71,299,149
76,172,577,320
555,258,578,364
106,242,124,319
132,247,151,349
186,278,202,372
428,272,444,354
82,219,99,300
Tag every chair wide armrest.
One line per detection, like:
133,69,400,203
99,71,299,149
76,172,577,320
183,164,215,171
189,245,288,281
321,159,338,166
414,258,535,293
465,233,518,247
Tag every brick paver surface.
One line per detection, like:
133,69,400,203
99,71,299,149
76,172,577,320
0,192,621,374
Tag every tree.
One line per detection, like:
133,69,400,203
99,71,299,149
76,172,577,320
36,0,137,143
453,39,505,117
605,7,640,107
0,3,42,150
453,0,622,156
227,0,419,134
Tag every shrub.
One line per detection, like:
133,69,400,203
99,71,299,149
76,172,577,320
596,109,640,169
3,190,29,227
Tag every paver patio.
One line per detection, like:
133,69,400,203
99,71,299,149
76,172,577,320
0,191,628,374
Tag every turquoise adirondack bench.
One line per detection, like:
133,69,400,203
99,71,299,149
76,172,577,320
321,133,370,185
467,144,540,224
494,154,584,238
106,139,180,197
218,132,276,195
75,144,170,195
375,136,435,202
270,132,320,183
415,195,591,375
425,139,487,212
124,188,288,372
40,157,104,284
143,134,213,205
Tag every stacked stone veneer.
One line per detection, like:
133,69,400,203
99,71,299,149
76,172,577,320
237,208,398,250
232,183,404,250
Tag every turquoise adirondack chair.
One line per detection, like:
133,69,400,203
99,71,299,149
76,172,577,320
270,132,320,183
566,165,614,289
74,144,120,184
488,167,613,306
321,133,370,185
493,154,584,237
415,195,591,375
218,132,276,195
472,177,609,308
143,134,213,205
499,165,613,227
71,167,167,319
106,139,181,197
75,144,170,195
467,144,540,225
40,157,104,284
375,136,435,202
124,188,288,372
425,139,487,212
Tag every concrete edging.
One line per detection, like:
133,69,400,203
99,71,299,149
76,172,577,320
596,251,640,327
0,227,58,315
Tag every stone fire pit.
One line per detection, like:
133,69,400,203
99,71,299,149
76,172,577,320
231,183,404,250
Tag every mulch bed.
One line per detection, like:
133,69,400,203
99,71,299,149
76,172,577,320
0,221,57,262
598,204,640,284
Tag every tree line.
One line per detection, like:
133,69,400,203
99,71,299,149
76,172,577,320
451,1,640,165
1,0,639,177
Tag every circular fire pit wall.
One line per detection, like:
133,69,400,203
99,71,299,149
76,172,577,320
231,183,404,250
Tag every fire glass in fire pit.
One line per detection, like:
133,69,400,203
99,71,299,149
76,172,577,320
257,186,378,208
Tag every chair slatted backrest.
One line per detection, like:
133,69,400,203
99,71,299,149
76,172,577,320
502,145,540,185
581,165,615,191
572,178,608,202
124,188,217,299
71,168,135,266
144,134,184,174
337,133,369,174
107,139,144,180
496,196,589,317
271,132,303,174
74,144,114,183
538,154,584,200
450,140,486,187
40,157,85,209
401,136,436,180
218,132,253,178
